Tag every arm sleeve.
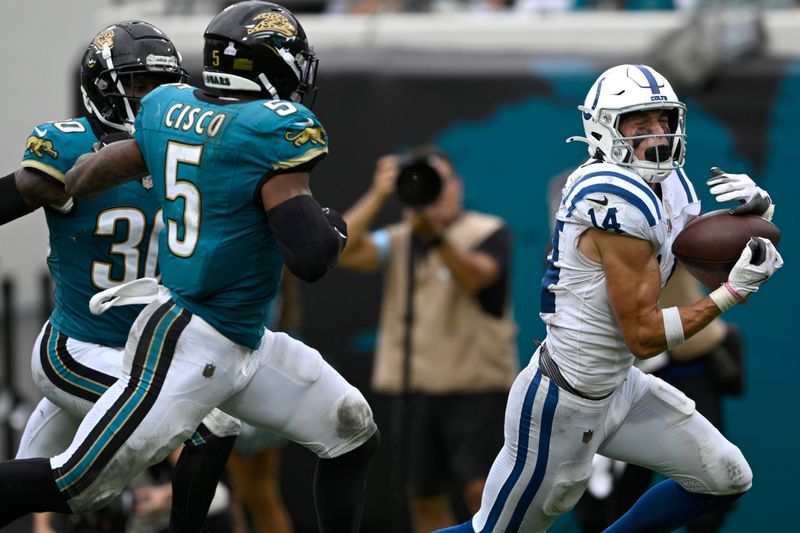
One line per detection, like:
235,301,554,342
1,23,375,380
266,195,345,282
0,172,34,225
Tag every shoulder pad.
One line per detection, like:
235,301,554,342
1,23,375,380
559,165,663,240
247,100,329,171
20,117,96,183
668,166,701,212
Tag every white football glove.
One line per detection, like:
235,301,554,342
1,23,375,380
710,237,783,312
707,167,774,221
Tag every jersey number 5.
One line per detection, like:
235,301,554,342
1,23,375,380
165,142,202,257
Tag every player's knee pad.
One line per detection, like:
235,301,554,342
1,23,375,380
705,443,753,495
333,389,376,445
542,461,593,517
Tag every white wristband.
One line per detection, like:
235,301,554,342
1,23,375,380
709,282,743,312
662,306,685,350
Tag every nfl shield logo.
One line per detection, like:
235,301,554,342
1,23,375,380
582,430,593,443
141,175,154,190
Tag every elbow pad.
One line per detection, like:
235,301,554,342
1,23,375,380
266,195,347,282
0,172,34,226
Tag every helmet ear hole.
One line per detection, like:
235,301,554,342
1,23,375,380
592,132,602,141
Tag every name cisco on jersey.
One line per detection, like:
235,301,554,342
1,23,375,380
164,103,227,137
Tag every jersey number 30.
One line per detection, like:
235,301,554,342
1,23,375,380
92,208,162,289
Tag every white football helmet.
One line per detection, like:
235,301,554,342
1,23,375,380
568,64,686,183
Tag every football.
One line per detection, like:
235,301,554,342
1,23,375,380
672,209,781,291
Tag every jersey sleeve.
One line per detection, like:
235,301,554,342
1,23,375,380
20,118,97,183
559,170,663,242
249,103,329,174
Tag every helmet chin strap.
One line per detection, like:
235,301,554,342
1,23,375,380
276,47,302,80
258,73,280,100
102,44,136,129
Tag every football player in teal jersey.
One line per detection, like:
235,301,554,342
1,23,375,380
0,21,241,532
0,3,379,532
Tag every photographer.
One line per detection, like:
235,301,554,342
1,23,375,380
339,146,518,533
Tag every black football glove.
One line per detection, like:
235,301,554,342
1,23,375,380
322,207,348,252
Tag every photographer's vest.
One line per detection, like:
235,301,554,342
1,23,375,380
372,211,518,394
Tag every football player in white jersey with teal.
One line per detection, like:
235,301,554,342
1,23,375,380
0,21,241,532
435,65,783,532
0,3,378,531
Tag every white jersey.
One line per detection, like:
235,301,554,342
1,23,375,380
540,160,700,396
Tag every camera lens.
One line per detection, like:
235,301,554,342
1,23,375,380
396,160,442,208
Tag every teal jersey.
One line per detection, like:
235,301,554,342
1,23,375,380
21,116,162,347
132,84,329,349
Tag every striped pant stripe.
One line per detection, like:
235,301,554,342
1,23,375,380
506,379,559,532
480,370,560,532
54,301,191,497
39,323,117,403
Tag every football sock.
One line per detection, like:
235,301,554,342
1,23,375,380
314,430,380,533
432,520,476,533
0,458,70,526
170,435,236,533
603,479,744,533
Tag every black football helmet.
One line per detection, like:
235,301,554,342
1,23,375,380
81,20,188,132
203,1,318,103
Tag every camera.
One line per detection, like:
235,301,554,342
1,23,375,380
396,155,442,208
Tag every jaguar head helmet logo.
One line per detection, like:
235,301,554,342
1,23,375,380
247,12,296,37
92,27,115,53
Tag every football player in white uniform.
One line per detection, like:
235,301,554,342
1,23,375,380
434,64,783,532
